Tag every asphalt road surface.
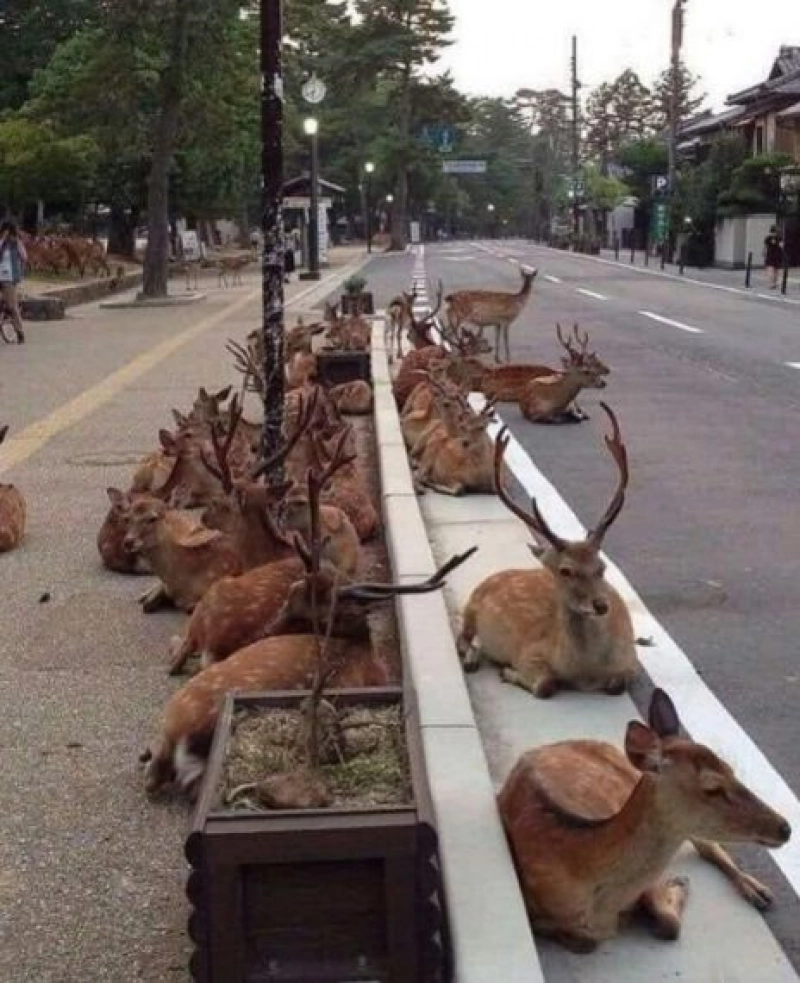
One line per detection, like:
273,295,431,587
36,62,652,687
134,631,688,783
360,239,800,969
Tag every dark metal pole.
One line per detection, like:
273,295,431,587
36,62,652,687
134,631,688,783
660,242,666,269
667,1,685,262
366,173,373,253
679,244,686,275
782,256,790,295
570,36,580,238
308,130,321,279
630,238,635,264
261,0,286,477
745,250,753,288
614,234,620,261
644,236,650,267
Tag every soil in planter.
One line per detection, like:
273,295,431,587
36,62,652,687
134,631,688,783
220,703,412,811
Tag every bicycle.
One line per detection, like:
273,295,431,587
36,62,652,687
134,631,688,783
0,297,21,343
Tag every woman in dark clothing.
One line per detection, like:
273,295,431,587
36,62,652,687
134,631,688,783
764,225,784,289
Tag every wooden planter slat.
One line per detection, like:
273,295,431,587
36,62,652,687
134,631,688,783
316,350,372,386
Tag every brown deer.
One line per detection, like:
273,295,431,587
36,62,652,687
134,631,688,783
415,399,498,496
457,405,638,696
217,254,250,287
445,267,538,362
0,426,26,552
142,549,477,796
329,380,373,415
97,488,153,574
498,689,791,952
385,289,415,362
519,362,608,425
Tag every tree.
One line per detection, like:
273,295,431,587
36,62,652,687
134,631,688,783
651,63,706,132
354,0,455,250
585,70,656,171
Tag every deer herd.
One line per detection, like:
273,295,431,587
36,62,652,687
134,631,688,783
0,261,790,959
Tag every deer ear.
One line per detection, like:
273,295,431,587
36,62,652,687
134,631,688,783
0,425,8,445
175,527,223,549
197,387,209,400
159,429,176,451
625,721,663,772
171,409,189,428
648,689,681,738
215,385,232,402
106,487,125,507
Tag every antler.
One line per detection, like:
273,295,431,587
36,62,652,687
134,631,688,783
556,322,578,359
199,393,244,493
493,427,567,551
588,403,629,546
226,338,263,394
337,547,478,601
428,278,444,320
572,323,590,357
250,386,320,479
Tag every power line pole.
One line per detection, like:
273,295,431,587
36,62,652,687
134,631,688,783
667,0,686,252
261,0,286,474
571,35,580,237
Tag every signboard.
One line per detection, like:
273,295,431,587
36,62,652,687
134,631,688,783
179,230,203,261
442,160,487,175
651,200,670,244
420,124,455,152
652,174,670,195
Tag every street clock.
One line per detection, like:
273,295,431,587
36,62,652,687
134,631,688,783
302,75,327,104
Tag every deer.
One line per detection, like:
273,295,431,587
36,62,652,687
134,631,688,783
0,425,26,552
167,441,362,676
141,532,478,797
415,399,498,496
400,362,462,450
97,488,153,574
519,361,608,425
329,380,373,415
498,688,791,953
217,254,250,287
385,289,415,363
457,405,639,697
445,266,538,363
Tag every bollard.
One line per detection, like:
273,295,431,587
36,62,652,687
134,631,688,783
660,245,666,270
679,245,686,275
644,243,650,267
614,236,620,261
745,251,753,288
630,241,635,264
782,260,790,295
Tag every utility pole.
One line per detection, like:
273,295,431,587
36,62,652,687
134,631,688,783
261,0,286,474
667,0,686,257
571,35,580,238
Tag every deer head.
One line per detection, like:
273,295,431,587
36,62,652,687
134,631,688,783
494,403,628,617
626,690,791,847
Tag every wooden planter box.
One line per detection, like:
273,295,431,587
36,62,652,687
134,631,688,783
340,291,374,316
316,350,372,387
185,688,451,983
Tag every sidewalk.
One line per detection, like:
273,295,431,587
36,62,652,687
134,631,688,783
0,248,366,983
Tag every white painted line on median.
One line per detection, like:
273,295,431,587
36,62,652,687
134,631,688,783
468,393,800,899
785,362,800,370
640,310,704,334
576,287,608,301
543,274,561,284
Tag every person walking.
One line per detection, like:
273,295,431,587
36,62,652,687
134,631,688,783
0,220,27,342
764,225,785,290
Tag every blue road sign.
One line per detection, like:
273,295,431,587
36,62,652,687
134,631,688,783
420,125,455,153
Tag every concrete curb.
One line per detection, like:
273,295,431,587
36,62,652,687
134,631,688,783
37,270,144,310
370,322,545,983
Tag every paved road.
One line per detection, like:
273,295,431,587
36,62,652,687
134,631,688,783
361,239,800,970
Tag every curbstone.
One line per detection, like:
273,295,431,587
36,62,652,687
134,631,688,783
383,494,437,579
378,442,416,498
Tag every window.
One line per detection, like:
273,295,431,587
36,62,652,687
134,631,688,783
755,125,765,155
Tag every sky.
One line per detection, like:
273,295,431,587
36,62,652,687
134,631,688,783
436,0,800,111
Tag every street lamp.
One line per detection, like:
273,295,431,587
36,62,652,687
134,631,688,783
487,203,495,239
302,117,321,281
365,161,375,253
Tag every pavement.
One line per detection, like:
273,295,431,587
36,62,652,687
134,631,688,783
0,245,366,983
359,239,800,980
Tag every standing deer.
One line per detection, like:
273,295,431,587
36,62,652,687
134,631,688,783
498,688,791,952
385,289,415,363
457,405,638,696
0,425,26,552
445,267,538,362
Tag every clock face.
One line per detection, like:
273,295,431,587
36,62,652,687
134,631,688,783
302,77,326,104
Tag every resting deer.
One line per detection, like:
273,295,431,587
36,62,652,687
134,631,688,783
142,534,477,796
385,289,414,363
329,380,373,415
0,425,26,552
457,405,638,696
498,688,791,952
97,488,153,574
519,362,608,424
445,267,538,362
415,399,497,496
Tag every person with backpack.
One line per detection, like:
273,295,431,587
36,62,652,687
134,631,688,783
763,225,785,290
0,220,27,342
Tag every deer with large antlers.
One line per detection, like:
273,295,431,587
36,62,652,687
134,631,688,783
445,267,538,363
457,404,638,696
499,688,791,952
0,426,26,552
142,526,477,796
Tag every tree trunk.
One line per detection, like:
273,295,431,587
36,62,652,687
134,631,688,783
389,56,413,252
108,204,137,258
141,0,192,298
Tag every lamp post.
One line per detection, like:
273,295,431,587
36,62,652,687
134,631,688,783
302,117,321,280
365,161,375,252
487,202,495,239
385,193,393,234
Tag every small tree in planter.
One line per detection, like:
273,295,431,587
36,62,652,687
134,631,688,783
185,457,476,982
341,272,374,316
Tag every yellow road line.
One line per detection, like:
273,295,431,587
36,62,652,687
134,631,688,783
0,287,260,475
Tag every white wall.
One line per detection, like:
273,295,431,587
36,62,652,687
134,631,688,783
745,213,778,266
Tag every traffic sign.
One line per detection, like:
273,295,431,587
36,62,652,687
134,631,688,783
651,200,669,243
442,160,487,174
652,174,670,195
420,125,455,153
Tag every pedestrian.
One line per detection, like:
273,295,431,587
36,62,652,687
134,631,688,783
763,225,785,290
0,220,27,343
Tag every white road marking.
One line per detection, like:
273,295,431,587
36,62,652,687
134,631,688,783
785,362,800,370
543,274,561,283
639,310,703,334
507,257,520,265
467,393,800,899
576,287,608,301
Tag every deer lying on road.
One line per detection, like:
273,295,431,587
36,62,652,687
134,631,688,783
457,405,638,696
445,267,538,362
98,488,153,574
519,360,608,424
0,425,26,552
499,688,791,952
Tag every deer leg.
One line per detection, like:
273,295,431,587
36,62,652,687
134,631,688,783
421,479,465,497
502,664,559,699
139,582,172,613
637,876,690,941
691,839,773,910
504,324,511,363
457,608,482,671
168,634,194,676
